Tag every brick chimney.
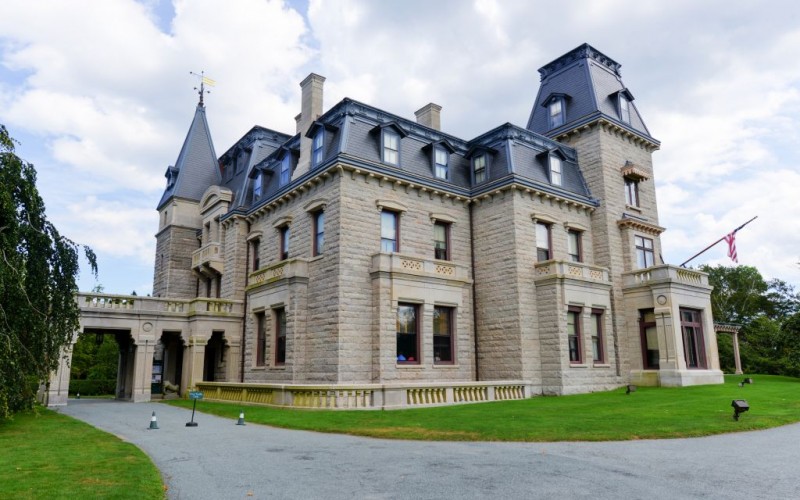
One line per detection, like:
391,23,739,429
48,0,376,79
295,73,326,179
414,103,442,131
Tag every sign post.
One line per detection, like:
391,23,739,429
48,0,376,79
186,391,203,427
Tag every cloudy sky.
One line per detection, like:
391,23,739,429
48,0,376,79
1,0,799,294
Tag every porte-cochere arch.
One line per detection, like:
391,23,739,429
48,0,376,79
40,293,243,406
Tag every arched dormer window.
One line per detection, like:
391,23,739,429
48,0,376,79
423,139,456,180
612,89,635,125
305,121,339,170
465,144,496,186
541,93,570,130
370,122,408,167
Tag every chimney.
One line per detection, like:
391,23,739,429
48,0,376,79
295,73,326,178
415,103,442,131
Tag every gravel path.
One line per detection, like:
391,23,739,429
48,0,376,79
59,399,800,499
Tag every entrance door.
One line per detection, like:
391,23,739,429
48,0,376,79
640,310,659,369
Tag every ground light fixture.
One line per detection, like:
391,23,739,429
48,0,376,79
626,384,637,395
732,399,749,421
738,377,754,387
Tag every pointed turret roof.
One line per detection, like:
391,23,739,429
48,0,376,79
157,104,220,209
526,43,658,145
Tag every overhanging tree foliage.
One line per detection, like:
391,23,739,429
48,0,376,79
701,264,800,376
0,124,97,419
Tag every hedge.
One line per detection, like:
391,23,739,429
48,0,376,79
68,379,116,396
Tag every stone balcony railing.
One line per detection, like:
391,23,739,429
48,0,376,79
533,260,610,283
622,264,709,288
78,293,243,316
370,252,471,283
192,242,223,275
247,258,309,289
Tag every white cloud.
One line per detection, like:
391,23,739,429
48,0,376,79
2,0,799,294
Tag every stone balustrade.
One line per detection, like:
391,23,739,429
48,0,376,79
370,252,471,283
194,380,532,410
247,258,309,290
622,264,709,288
533,260,610,282
78,293,243,316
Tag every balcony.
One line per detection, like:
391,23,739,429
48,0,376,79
533,260,610,283
622,265,709,289
192,242,223,277
370,252,471,284
78,293,243,316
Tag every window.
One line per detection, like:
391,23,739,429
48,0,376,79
640,309,659,369
635,236,654,269
567,307,582,364
567,230,582,262
590,309,604,363
536,222,552,261
625,178,639,207
280,155,291,186
251,238,261,271
433,306,454,364
313,210,325,256
381,210,399,252
382,130,400,165
253,172,263,200
680,309,707,369
550,155,562,186
255,312,266,367
549,98,564,128
274,307,287,365
396,303,419,363
279,226,290,261
473,154,487,183
312,129,324,167
433,221,450,261
619,95,631,124
434,147,448,179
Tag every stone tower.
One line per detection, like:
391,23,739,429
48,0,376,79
153,103,220,298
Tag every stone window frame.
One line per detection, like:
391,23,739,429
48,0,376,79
635,235,655,269
273,306,287,366
396,302,420,365
305,198,328,257
566,228,582,263
246,231,263,272
567,306,583,365
254,310,266,367
535,221,553,261
433,305,455,365
590,308,605,364
377,200,407,254
640,309,659,370
273,216,292,262
680,308,707,369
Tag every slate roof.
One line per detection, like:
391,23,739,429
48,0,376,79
157,105,220,209
526,43,658,144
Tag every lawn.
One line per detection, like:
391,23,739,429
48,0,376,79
167,374,800,442
0,408,164,499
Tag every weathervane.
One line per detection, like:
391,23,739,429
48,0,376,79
189,70,216,107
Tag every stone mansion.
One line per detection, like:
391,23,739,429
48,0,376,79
45,44,723,408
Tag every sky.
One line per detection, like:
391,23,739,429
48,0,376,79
1,0,799,295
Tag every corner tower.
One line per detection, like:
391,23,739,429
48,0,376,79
153,102,220,298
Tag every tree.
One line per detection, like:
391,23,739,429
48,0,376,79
702,264,800,376
0,124,96,419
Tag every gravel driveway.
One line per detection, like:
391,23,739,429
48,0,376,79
59,399,800,499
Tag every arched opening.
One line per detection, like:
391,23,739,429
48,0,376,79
71,329,135,400
204,331,227,382
156,331,185,399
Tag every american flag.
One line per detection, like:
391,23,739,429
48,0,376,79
723,232,738,263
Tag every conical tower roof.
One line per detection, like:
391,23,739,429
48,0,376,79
157,104,220,209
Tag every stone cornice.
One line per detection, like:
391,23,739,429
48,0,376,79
616,217,665,235
554,115,660,152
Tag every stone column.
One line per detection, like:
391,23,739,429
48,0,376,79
181,336,208,393
131,339,156,403
732,332,743,375
39,339,76,407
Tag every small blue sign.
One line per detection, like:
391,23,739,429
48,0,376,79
189,391,204,400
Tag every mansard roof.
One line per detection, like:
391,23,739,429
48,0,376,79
157,105,220,209
526,43,658,145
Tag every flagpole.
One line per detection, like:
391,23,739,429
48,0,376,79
679,216,758,268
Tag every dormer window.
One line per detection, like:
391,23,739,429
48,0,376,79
312,129,324,167
382,129,400,165
619,95,631,124
473,154,487,184
434,147,448,179
280,155,291,186
549,99,564,129
550,155,562,186
253,172,263,200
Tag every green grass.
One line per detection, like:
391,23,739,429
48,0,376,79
167,374,800,442
0,408,164,499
